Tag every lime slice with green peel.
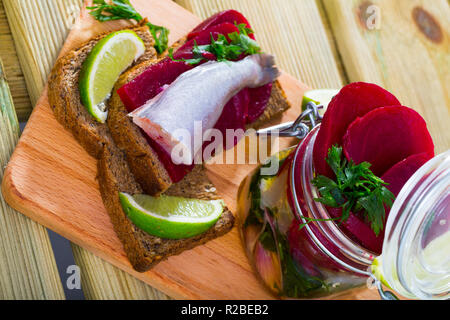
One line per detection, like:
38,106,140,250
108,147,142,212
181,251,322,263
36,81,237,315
302,89,339,115
79,30,145,123
119,193,225,239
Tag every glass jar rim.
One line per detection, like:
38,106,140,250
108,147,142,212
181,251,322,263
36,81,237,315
289,126,376,276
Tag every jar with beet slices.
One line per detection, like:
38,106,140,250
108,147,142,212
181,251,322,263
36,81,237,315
237,122,449,299
238,126,371,298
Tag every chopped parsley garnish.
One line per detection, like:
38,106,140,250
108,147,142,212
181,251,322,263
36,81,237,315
87,0,169,53
168,23,261,65
87,0,143,21
147,22,170,54
311,145,395,235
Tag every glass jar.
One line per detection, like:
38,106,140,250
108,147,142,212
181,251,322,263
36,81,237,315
375,149,449,300
237,125,449,299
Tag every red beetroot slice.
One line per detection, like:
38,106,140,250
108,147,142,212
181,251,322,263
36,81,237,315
313,82,401,178
372,152,433,242
328,207,384,254
343,106,434,176
117,59,192,112
246,83,273,123
187,9,255,40
381,152,432,197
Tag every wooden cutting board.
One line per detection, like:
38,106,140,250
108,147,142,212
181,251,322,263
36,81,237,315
1,0,377,299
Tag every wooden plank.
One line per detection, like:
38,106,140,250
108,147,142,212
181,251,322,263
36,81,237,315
322,0,450,153
1,0,378,299
0,0,32,121
71,245,170,300
176,0,345,89
0,58,64,299
2,0,170,300
2,0,82,107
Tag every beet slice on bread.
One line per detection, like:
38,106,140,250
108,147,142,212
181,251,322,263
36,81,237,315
117,59,192,112
187,9,255,40
174,22,240,60
118,18,276,182
313,82,401,177
343,106,434,176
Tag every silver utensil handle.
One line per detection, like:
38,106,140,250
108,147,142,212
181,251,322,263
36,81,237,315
256,102,323,139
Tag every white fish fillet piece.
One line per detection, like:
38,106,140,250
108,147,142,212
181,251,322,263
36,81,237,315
130,54,280,164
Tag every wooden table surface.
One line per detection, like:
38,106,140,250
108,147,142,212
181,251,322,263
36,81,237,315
0,0,448,299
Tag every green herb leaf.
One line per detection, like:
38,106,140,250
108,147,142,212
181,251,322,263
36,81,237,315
87,0,142,22
147,22,170,54
167,41,205,65
168,24,261,65
87,0,169,53
311,145,395,235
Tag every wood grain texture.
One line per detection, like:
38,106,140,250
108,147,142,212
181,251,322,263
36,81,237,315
176,0,345,89
1,0,378,299
2,0,171,300
322,0,450,153
2,0,83,107
0,58,64,299
0,0,32,121
71,245,171,300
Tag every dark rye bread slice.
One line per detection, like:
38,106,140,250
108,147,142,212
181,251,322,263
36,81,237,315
107,45,292,196
47,24,235,272
107,59,172,194
48,20,157,159
98,144,234,271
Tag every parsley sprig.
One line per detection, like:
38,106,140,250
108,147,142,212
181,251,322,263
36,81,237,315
147,22,169,54
87,0,169,53
311,145,395,235
88,0,142,21
168,23,261,65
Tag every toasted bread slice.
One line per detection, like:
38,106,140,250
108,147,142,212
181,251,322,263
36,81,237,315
48,23,235,272
98,144,234,271
107,44,291,196
48,21,157,159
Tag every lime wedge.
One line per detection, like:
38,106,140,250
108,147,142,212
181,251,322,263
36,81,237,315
302,89,339,115
119,193,225,239
79,30,145,123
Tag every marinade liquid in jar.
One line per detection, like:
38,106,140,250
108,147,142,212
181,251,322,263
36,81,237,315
237,126,449,299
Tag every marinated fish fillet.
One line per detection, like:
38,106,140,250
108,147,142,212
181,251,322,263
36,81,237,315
130,53,279,164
